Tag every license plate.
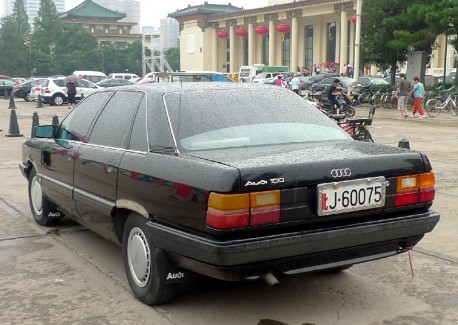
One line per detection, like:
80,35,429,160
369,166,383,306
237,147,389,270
317,177,386,216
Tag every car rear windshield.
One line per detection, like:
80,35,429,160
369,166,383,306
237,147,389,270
164,88,348,151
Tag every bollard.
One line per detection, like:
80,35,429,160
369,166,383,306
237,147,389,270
31,112,40,138
5,109,23,137
36,94,44,108
8,93,17,109
80,93,84,101
3,89,8,100
52,114,59,126
398,138,410,149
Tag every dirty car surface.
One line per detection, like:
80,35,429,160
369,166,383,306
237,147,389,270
19,83,439,305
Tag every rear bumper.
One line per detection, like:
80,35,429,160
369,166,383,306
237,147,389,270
147,211,439,280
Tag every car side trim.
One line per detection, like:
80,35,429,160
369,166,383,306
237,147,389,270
74,187,115,216
42,174,73,198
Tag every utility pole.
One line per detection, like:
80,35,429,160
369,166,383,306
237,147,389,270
353,0,363,84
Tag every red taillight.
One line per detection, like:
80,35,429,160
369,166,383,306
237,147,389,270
45,88,50,93
206,190,281,230
395,172,435,207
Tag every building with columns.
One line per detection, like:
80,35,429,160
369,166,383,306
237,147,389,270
169,0,456,77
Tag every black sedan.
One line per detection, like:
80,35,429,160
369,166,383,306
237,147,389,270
20,83,439,306
13,78,46,101
0,79,15,96
95,78,133,88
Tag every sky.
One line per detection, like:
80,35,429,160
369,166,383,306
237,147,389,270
0,1,263,27
65,0,262,27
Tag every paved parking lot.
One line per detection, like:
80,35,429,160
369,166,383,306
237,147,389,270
0,98,457,325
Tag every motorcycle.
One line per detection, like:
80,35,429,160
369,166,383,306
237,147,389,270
318,90,355,117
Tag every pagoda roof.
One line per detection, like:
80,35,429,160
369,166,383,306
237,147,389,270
169,2,242,19
60,0,126,21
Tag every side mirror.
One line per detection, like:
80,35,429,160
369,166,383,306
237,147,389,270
35,125,57,138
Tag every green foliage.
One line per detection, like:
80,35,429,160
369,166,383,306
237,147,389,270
31,0,63,55
12,0,30,35
0,15,30,76
165,48,180,71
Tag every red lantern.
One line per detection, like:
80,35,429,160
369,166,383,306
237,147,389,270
216,30,228,46
276,23,290,41
235,28,248,44
255,26,268,40
351,15,367,24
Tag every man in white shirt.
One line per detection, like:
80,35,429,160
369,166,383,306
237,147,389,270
290,75,301,95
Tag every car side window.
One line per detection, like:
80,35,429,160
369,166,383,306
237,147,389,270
59,92,112,142
129,96,148,151
88,91,143,148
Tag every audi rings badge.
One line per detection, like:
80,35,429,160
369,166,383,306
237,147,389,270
331,168,351,178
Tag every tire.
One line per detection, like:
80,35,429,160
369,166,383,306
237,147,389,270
426,99,440,117
28,168,62,226
344,106,355,117
359,92,371,105
123,213,177,305
390,96,398,109
372,94,382,108
25,91,32,102
52,94,65,106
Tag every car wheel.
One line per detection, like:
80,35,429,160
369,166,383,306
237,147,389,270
122,212,177,305
28,168,63,226
25,91,32,102
52,94,64,106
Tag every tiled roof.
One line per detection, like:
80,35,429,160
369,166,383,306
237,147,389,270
60,0,126,21
169,2,242,19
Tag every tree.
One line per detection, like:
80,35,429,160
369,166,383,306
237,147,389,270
0,15,30,76
12,0,30,35
31,0,63,75
165,48,180,71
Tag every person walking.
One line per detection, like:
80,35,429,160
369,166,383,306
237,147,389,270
275,75,284,87
66,80,77,109
410,76,426,118
290,75,300,95
396,73,410,118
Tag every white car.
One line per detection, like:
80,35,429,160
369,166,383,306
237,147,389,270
40,77,99,106
252,72,282,85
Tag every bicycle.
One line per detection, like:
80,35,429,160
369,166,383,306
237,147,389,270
425,91,458,117
328,105,376,142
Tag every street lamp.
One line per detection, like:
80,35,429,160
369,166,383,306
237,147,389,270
353,0,363,84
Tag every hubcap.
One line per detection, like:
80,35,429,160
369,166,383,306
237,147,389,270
54,96,64,106
127,227,151,287
31,176,43,215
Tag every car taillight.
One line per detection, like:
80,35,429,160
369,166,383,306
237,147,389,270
395,172,435,207
14,86,22,91
45,88,50,93
206,190,281,230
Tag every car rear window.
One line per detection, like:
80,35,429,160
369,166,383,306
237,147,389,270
164,88,348,151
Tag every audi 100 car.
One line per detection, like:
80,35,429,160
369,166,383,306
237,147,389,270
20,83,439,306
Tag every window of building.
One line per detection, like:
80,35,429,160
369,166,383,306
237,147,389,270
304,25,313,70
326,22,336,63
282,33,291,68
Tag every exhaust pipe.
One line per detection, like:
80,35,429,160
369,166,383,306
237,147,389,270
262,272,279,287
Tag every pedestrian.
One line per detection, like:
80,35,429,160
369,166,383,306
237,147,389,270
327,79,342,114
275,75,283,87
396,73,410,118
290,75,300,95
410,76,426,118
66,80,77,109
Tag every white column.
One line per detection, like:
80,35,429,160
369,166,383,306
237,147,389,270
229,25,236,73
339,10,348,74
291,17,298,72
212,29,218,71
353,0,362,83
269,20,275,66
248,23,255,65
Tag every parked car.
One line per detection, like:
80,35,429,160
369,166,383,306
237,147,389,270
12,77,28,84
252,72,283,85
13,78,46,101
96,78,133,88
108,73,139,80
0,79,15,96
155,71,233,82
20,83,439,306
40,77,99,106
310,76,354,94
73,70,108,83
301,73,340,91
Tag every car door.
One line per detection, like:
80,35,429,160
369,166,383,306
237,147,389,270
76,79,99,98
73,90,144,241
39,92,112,217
